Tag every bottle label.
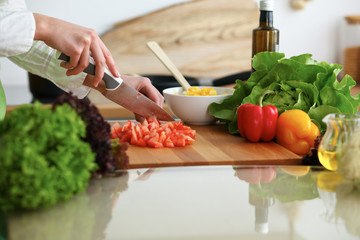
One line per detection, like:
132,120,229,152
260,0,274,11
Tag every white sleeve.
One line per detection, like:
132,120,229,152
1,0,90,98
9,41,90,99
0,0,36,57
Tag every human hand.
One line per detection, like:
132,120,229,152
120,75,164,107
83,75,164,122
118,75,164,122
33,13,119,87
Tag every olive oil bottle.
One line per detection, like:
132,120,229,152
252,0,279,68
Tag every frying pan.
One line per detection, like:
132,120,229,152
28,72,66,103
143,71,251,94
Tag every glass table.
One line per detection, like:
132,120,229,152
1,165,359,240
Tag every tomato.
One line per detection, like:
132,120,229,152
164,137,175,148
111,118,196,148
110,122,122,139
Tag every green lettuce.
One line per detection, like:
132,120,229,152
0,102,97,210
209,52,360,134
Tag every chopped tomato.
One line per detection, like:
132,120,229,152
174,134,186,147
148,135,163,148
164,137,175,148
130,128,138,145
111,119,196,148
141,125,150,135
110,122,122,139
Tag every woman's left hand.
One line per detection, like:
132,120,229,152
84,75,164,122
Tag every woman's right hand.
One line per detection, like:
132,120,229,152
33,13,119,87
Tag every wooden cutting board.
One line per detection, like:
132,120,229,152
101,0,258,79
124,123,302,169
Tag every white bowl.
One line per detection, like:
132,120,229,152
163,86,234,125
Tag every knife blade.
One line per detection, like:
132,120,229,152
58,53,174,121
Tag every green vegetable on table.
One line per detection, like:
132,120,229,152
0,93,129,211
53,93,129,176
0,102,97,211
209,52,360,134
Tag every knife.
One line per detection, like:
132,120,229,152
58,53,174,121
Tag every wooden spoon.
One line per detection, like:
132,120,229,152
147,41,191,91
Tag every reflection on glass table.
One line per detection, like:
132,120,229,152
1,166,360,240
234,167,277,234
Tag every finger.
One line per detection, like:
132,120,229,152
66,46,90,76
141,85,164,107
134,113,145,123
90,42,106,87
60,61,73,69
99,40,120,77
121,75,164,107
137,77,164,106
67,52,81,70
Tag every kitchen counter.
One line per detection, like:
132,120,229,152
3,84,360,240
2,165,359,240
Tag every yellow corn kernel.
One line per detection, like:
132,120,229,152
209,89,217,95
183,87,218,96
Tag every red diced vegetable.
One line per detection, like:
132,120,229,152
111,118,196,148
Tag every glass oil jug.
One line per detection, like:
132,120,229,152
318,113,360,171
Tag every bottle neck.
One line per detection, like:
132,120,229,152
259,10,273,28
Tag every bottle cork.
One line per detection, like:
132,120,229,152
345,15,360,25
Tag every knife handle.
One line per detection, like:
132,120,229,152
58,53,120,90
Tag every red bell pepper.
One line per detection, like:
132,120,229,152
237,103,278,142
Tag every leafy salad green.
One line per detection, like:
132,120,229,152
0,93,130,211
0,102,97,210
209,52,360,134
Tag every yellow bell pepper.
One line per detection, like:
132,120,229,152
276,109,320,155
